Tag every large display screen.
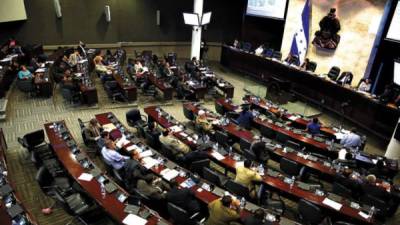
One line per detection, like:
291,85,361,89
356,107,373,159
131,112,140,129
183,13,199,26
386,1,400,42
0,0,27,23
246,0,288,20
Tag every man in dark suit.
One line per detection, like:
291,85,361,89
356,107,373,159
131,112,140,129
166,180,201,214
336,72,353,86
250,136,269,164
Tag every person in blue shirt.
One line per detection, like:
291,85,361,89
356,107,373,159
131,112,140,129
306,118,321,135
235,106,254,130
340,127,362,149
18,65,33,80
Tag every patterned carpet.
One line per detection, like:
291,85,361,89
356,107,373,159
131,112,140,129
1,62,399,224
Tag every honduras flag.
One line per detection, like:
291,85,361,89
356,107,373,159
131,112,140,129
290,0,311,65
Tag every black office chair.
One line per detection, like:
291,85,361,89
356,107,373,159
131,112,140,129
308,61,317,72
239,138,252,152
280,157,304,179
214,130,231,148
263,48,274,58
361,194,393,218
53,189,98,225
126,109,147,128
161,144,177,160
190,159,210,177
183,106,195,121
285,140,302,152
202,167,228,187
17,79,36,97
298,199,325,225
35,166,71,196
214,102,226,116
61,88,80,105
327,66,341,81
20,129,46,150
332,182,352,199
272,51,282,60
224,180,250,200
243,149,257,162
104,80,125,103
167,202,203,225
242,42,252,52
144,130,160,149
261,190,286,215
276,132,289,144
260,126,276,139
112,169,125,188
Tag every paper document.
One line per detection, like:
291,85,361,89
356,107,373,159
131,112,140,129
35,68,46,73
358,211,370,219
116,137,129,148
235,161,244,168
102,123,117,132
139,150,153,158
160,169,179,181
322,198,343,211
142,157,160,169
211,151,225,161
122,214,148,225
78,173,93,181
126,145,139,152
288,115,299,121
169,125,183,133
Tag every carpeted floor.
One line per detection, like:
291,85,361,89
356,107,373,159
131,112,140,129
1,61,398,224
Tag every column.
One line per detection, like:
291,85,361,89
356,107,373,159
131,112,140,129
190,0,203,60
385,118,400,159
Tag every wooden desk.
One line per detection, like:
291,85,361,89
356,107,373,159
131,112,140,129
144,107,376,224
147,73,173,100
95,112,294,225
79,84,98,105
197,69,234,98
220,45,400,142
0,129,38,225
34,69,53,98
44,122,165,225
112,72,137,102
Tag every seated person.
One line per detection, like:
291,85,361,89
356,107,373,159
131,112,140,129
18,65,33,80
312,8,341,49
336,72,353,86
335,150,357,168
93,50,113,73
234,159,263,198
300,58,312,71
191,57,200,67
250,136,269,164
134,59,147,78
159,130,190,156
87,118,102,139
60,70,79,91
146,122,161,141
68,48,81,68
101,140,130,170
206,195,241,225
305,118,322,136
166,180,201,214
126,58,135,76
242,208,268,225
284,53,300,66
357,78,372,93
195,110,213,132
97,131,110,149
378,83,400,104
254,44,264,56
136,175,171,200
233,39,241,49
235,106,254,130
368,159,390,179
340,127,362,149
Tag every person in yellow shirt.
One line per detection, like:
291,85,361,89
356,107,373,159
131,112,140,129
159,130,190,156
234,159,262,198
206,195,241,225
195,110,213,132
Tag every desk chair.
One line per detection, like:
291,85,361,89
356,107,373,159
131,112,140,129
308,61,317,72
61,88,80,105
332,182,352,199
77,118,101,155
327,66,341,81
17,79,36,97
190,159,210,177
260,125,276,139
167,202,204,225
224,180,250,200
214,102,226,116
242,42,252,52
298,199,326,225
280,157,305,180
261,190,286,216
104,80,126,103
285,140,303,152
214,130,232,148
276,132,289,144
243,149,257,162
35,166,71,197
126,109,147,129
144,129,160,149
183,106,195,121
202,167,228,187
262,48,274,58
239,138,252,152
272,51,282,60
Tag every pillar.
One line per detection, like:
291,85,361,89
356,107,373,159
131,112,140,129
190,0,203,60
385,118,400,159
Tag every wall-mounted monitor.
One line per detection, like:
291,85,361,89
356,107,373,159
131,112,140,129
0,0,27,23
386,0,400,42
183,13,199,26
246,0,288,20
394,60,400,86
201,12,212,25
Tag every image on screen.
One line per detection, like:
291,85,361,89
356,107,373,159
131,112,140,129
0,0,27,23
183,13,199,26
394,60,400,86
386,0,400,42
246,0,288,19
201,12,212,25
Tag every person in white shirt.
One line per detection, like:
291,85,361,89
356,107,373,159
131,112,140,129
101,140,130,170
357,78,371,92
254,45,264,56
340,127,362,149
68,49,81,67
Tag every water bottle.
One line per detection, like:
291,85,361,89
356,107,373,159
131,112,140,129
368,206,375,218
290,176,295,190
228,146,233,156
213,142,218,151
100,182,106,199
258,164,264,175
240,197,246,209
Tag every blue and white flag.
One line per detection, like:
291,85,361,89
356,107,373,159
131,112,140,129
290,0,311,65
